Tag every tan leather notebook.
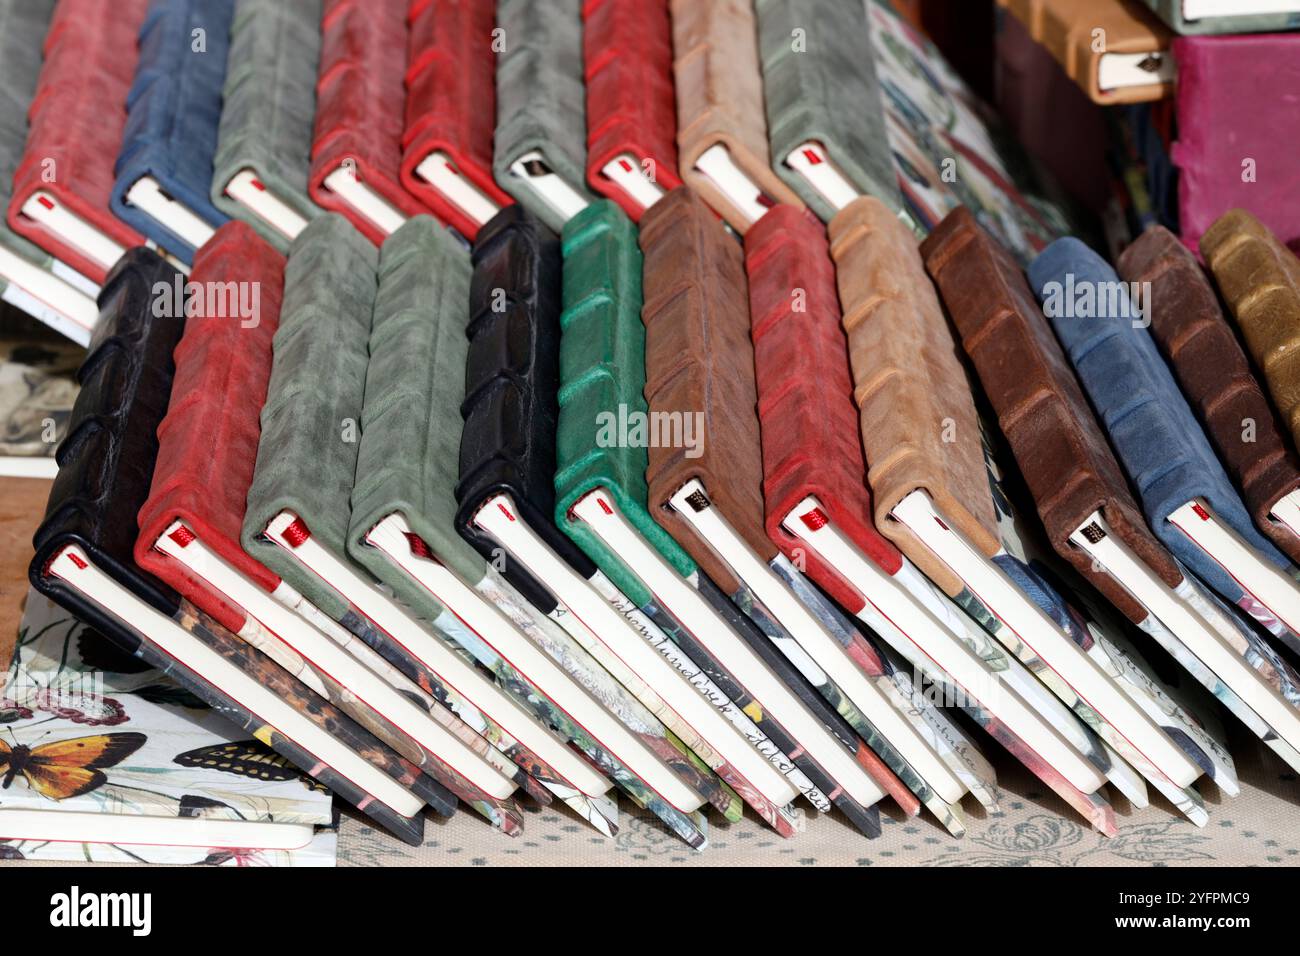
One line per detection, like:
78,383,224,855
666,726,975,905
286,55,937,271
998,0,1175,104
827,197,1000,596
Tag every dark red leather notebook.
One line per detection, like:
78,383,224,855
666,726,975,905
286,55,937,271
134,221,286,632
745,204,904,613
582,0,681,221
6,0,149,284
309,0,431,245
400,0,513,240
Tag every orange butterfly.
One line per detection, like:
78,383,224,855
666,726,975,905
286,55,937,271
0,733,146,801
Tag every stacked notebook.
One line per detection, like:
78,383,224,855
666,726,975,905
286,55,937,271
1140,0,1300,35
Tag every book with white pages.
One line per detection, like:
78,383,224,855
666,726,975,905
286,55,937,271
599,154,668,214
1271,491,1300,549
17,192,129,282
783,143,860,214
221,170,311,245
507,152,591,226
0,247,100,347
319,165,408,237
413,153,503,232
692,145,776,228
122,177,219,253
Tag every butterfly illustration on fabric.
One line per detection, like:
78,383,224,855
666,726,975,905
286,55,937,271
0,731,147,800
174,740,323,791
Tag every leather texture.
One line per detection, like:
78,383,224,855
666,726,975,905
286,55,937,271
308,0,430,245
1141,0,1300,34
349,215,482,607
1120,224,1300,565
135,222,286,635
669,0,804,233
581,0,681,221
922,207,1181,624
243,213,378,619
998,0,1174,105
746,204,904,614
1202,209,1300,452
754,0,899,222
554,200,697,605
110,0,233,264
829,197,1000,597
7,0,149,285
492,0,598,233
0,0,57,272
1029,236,1293,603
455,205,597,613
1172,35,1300,255
641,187,773,595
401,0,513,242
210,0,322,251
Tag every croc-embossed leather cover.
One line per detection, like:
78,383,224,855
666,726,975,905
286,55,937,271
455,206,597,612
7,0,149,284
1120,224,1300,565
922,206,1181,624
829,197,999,597
110,0,234,264
746,204,904,613
641,187,771,595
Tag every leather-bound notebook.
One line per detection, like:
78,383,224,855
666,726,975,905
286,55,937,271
131,219,529,834
110,0,234,265
210,0,322,251
1120,225,1300,565
307,0,430,245
581,0,681,222
0,0,98,346
452,204,754,839
998,0,1175,105
28,247,440,847
923,207,1248,815
6,0,148,286
669,0,804,234
1173,35,1300,256
641,185,924,837
754,0,900,222
492,0,597,234
400,0,513,242
1142,0,1300,35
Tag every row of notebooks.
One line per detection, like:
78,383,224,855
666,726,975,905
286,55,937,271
0,0,1070,349
994,0,1300,256
28,175,1300,852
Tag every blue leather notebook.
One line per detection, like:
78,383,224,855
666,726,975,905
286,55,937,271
110,0,234,264
1030,237,1300,653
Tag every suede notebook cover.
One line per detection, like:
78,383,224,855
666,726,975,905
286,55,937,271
308,0,429,245
401,0,512,242
1142,0,1300,35
581,0,681,221
210,0,322,251
641,186,771,594
828,197,1000,597
244,213,378,618
669,0,804,233
998,0,1174,105
754,0,899,222
133,222,285,634
922,206,1181,624
1029,236,1294,603
1120,224,1300,565
7,0,148,284
110,0,234,264
455,205,597,612
1202,210,1300,454
1172,34,1300,256
745,203,904,611
27,247,441,845
492,0,598,233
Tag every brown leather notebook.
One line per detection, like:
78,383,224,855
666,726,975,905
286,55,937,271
1202,209,1300,457
827,197,999,597
920,207,1180,623
1120,225,1300,565
670,0,803,234
640,186,771,594
998,0,1174,105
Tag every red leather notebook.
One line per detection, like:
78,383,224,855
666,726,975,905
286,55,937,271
134,222,286,631
6,0,149,284
582,0,681,221
400,0,513,240
309,0,432,245
745,205,903,613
